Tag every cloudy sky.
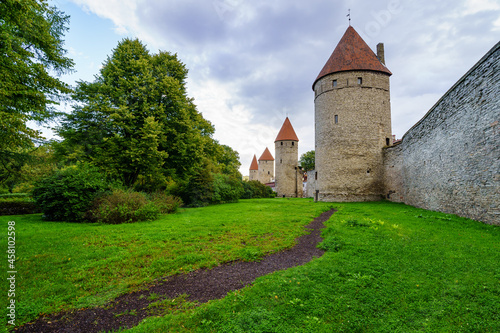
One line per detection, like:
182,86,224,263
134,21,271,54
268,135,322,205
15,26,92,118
49,0,500,175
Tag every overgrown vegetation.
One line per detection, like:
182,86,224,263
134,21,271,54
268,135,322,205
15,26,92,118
86,189,160,224
32,165,112,222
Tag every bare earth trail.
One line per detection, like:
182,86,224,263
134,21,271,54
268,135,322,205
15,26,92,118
16,209,336,333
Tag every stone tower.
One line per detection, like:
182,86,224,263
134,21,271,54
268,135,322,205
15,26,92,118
275,117,302,197
313,26,392,202
249,155,258,181
258,147,274,184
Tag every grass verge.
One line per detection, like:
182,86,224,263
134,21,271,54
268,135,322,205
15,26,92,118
122,201,500,332
0,198,332,327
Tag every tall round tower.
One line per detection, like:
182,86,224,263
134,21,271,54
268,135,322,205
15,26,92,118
258,147,274,184
274,117,302,197
313,26,392,202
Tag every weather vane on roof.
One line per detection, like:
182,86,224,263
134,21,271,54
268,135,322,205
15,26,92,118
347,9,351,26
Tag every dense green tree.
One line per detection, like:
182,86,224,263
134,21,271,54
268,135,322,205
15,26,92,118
0,0,74,185
214,144,242,179
57,39,214,189
299,150,315,171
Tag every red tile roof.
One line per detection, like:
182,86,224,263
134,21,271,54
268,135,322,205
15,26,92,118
275,117,299,142
313,26,391,88
249,155,258,170
258,147,274,161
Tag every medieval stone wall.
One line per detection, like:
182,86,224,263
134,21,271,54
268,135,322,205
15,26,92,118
384,42,500,225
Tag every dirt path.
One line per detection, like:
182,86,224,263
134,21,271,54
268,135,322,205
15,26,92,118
16,209,335,333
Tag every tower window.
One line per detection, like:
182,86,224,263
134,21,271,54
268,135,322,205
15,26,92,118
334,115,339,124
386,138,390,146
332,80,337,87
280,159,282,164
281,142,283,146
268,171,270,175
292,142,295,146
358,77,362,84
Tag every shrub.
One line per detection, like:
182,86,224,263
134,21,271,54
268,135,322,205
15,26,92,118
87,189,160,224
32,165,111,222
241,180,275,199
149,191,183,214
211,174,243,204
0,197,41,215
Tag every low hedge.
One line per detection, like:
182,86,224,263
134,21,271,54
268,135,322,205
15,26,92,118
0,198,41,216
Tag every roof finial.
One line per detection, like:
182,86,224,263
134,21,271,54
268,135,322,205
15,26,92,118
347,9,351,26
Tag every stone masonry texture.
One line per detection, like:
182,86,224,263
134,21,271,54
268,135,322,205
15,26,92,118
275,140,303,197
384,42,500,225
314,70,392,202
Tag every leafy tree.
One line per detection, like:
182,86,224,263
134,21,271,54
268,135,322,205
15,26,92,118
299,150,315,171
212,173,243,204
57,39,214,189
11,144,60,193
215,144,242,179
0,0,74,184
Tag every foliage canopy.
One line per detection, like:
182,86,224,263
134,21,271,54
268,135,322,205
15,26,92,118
0,0,74,185
299,150,315,171
57,38,222,191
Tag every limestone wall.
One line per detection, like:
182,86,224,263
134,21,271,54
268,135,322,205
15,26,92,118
314,70,392,201
384,42,500,225
275,140,302,197
258,160,274,184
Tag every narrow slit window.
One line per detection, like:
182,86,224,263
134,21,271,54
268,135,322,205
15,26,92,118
386,138,390,145
281,142,283,146
332,80,337,87
358,77,362,85
292,142,295,146
334,115,339,124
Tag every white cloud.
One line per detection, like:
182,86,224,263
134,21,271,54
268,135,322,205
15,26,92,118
463,0,500,14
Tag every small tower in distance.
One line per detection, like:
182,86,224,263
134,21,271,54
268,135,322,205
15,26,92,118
313,25,392,202
258,147,274,184
249,155,259,181
275,117,302,197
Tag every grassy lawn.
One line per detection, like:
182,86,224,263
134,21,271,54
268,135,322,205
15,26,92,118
0,198,333,328
121,201,500,332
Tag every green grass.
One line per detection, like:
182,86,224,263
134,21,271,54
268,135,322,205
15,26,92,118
120,201,500,332
0,198,333,327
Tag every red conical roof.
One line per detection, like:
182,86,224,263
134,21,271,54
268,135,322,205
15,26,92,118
249,155,258,170
275,117,299,142
258,147,274,161
313,26,391,88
